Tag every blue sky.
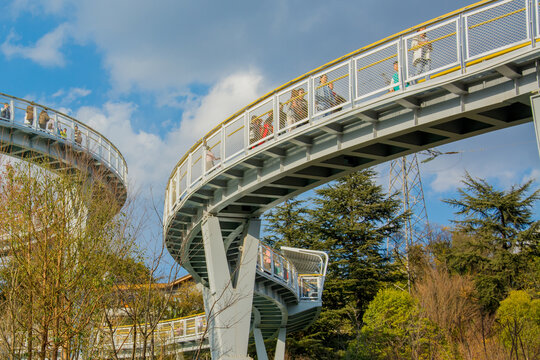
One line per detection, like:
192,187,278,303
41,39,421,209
1,0,538,269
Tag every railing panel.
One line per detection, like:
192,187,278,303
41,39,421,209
224,115,245,161
87,131,101,157
186,318,196,336
465,0,529,62
277,81,309,135
313,62,351,117
248,98,275,148
405,18,460,82
190,145,204,186
177,160,188,200
169,172,178,212
204,130,222,175
354,40,399,100
299,276,322,300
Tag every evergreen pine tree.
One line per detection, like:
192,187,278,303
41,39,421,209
265,169,406,359
444,173,540,311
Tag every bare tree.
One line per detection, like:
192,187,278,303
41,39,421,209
0,154,140,360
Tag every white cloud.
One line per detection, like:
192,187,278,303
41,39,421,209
422,124,540,193
1,24,70,67
9,0,70,16
522,168,540,184
53,87,91,103
73,71,264,193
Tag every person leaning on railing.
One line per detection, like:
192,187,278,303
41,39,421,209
38,109,50,130
411,26,432,78
24,105,34,126
389,61,409,92
74,124,83,145
315,74,334,112
1,102,11,121
292,88,308,122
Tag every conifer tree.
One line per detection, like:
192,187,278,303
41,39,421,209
265,169,406,359
444,173,540,311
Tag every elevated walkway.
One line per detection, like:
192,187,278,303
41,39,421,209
0,92,127,207
162,0,540,358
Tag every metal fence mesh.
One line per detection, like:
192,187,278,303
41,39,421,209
204,131,221,173
355,41,399,100
466,0,528,60
178,161,188,197
190,145,203,185
278,81,309,134
224,116,244,160
405,19,459,81
249,98,274,146
313,63,350,116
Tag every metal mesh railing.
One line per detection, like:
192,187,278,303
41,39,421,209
405,18,460,82
0,93,128,185
355,41,399,100
249,98,274,147
465,0,529,61
256,243,326,301
313,63,351,117
106,313,207,352
165,0,539,222
224,116,244,160
277,81,309,134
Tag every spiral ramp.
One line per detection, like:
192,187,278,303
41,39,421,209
163,0,540,358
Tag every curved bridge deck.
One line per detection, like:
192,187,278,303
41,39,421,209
166,0,539,261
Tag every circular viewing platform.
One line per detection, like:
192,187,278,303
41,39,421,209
0,92,128,207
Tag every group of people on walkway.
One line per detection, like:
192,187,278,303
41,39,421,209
0,101,83,146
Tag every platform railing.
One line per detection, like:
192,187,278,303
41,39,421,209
164,0,538,222
256,243,326,301
0,93,128,185
106,313,206,351
299,275,324,301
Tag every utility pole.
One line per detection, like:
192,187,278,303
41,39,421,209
388,154,430,291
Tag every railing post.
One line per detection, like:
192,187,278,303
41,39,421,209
272,95,278,141
33,106,38,131
398,36,406,92
458,13,466,74
308,75,314,125
9,99,14,123
220,123,226,165
349,59,355,105
244,112,250,155
528,0,535,47
187,153,192,193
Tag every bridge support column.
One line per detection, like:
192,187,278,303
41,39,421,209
253,327,268,360
274,327,287,360
201,215,260,360
531,94,540,161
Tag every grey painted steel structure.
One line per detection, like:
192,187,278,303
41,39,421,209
0,92,128,206
164,0,540,358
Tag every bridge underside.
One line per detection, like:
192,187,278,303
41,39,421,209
0,123,127,206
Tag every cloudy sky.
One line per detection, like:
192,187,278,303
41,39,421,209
1,0,538,267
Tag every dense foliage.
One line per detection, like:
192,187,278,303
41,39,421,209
264,170,539,360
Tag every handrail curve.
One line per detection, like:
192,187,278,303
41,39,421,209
165,0,537,227
166,0,499,183
0,92,128,186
